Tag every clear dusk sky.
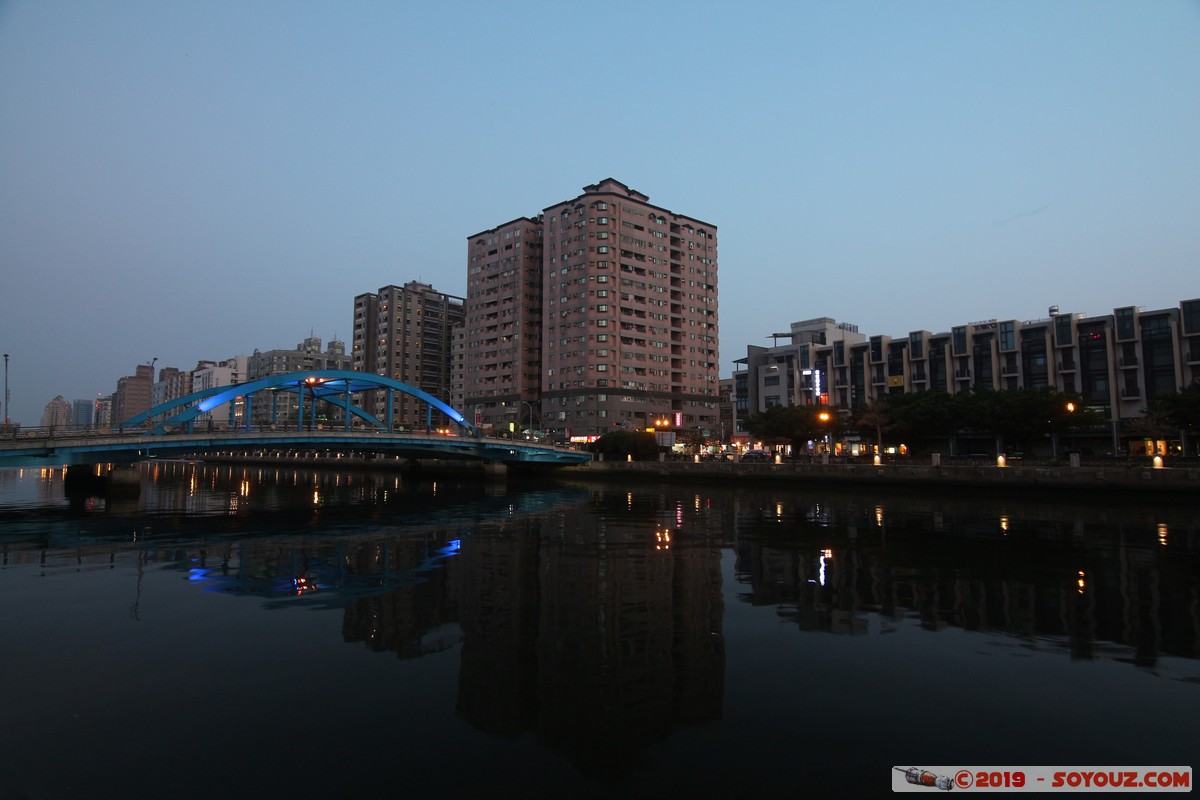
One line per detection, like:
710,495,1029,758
1,1,1197,426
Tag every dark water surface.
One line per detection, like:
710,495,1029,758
1,463,1196,798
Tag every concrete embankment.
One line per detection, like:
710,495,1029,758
564,458,1200,494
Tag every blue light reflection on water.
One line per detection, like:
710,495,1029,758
0,463,1197,797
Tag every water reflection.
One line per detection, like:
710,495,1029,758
2,463,1198,787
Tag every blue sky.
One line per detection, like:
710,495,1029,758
1,0,1197,426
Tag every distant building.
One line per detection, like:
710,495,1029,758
352,282,464,430
71,399,94,429
111,364,155,426
94,396,112,429
150,366,191,410
191,356,248,428
247,336,351,427
41,395,71,429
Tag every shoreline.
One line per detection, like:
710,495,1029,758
180,452,1200,495
565,458,1200,495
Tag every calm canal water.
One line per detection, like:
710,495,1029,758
1,462,1197,798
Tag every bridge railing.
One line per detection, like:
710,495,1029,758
0,425,585,454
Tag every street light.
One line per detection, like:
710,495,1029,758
3,353,9,432
818,410,832,460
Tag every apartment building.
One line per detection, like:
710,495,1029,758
464,217,543,432
41,395,71,429
467,178,719,440
71,399,94,429
734,299,1200,452
352,281,464,430
247,336,351,427
111,363,155,425
191,356,248,427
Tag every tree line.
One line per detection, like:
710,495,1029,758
740,381,1200,456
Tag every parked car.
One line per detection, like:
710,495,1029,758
741,450,772,463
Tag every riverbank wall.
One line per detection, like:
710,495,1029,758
563,458,1200,495
191,452,1199,494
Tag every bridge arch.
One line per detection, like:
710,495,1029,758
123,370,479,437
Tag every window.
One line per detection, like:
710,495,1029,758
597,246,609,253
1183,299,1200,335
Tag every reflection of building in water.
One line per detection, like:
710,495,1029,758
530,503,724,770
340,536,458,658
447,492,727,770
733,496,1200,667
453,517,542,736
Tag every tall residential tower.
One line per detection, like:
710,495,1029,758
465,179,719,440
353,281,465,430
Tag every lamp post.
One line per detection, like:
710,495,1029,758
3,353,9,432
818,410,832,463
1052,401,1075,457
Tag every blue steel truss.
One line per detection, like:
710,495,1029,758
122,370,479,437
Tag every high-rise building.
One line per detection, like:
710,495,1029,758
464,216,544,433
41,395,71,429
466,179,719,440
71,399,94,429
246,336,350,427
191,356,248,428
352,281,465,430
111,363,155,426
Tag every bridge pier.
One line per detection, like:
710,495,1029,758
482,462,508,482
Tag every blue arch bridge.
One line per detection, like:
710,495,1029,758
0,370,590,469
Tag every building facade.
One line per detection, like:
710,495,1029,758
191,356,248,428
466,178,719,441
111,363,155,426
464,217,544,434
734,300,1200,453
247,336,351,427
352,282,465,430
41,395,71,429
71,399,94,429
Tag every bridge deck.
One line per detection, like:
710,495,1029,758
0,429,591,467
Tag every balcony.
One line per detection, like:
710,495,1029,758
1000,365,1019,377
1119,357,1139,368
1057,361,1077,372
954,370,972,380
1120,386,1142,399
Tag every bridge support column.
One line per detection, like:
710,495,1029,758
482,462,507,482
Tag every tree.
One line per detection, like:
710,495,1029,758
1152,379,1200,433
853,399,889,454
742,404,841,453
1146,379,1200,455
590,429,659,461
879,391,965,453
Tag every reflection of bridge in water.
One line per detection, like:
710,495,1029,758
0,370,589,468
